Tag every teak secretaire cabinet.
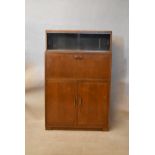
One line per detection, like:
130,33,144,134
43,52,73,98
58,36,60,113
45,30,112,131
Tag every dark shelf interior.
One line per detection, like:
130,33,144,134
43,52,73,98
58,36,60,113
47,33,111,50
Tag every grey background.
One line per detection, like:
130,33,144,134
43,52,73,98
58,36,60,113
25,0,129,111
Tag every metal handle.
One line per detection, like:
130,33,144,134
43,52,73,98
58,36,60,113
79,97,82,106
74,55,78,59
74,97,76,107
74,96,77,107
74,55,83,60
78,56,83,60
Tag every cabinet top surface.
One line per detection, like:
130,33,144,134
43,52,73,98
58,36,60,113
46,50,112,53
46,30,112,34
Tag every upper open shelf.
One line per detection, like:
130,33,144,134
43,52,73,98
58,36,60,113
46,31,112,51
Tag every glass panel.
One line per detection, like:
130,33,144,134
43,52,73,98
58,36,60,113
79,34,110,50
100,34,110,50
47,33,78,50
79,34,100,50
47,33,111,50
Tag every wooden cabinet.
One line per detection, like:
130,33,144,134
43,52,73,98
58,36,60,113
45,30,112,131
75,53,111,79
45,80,76,127
45,52,111,79
77,82,109,129
45,53,77,78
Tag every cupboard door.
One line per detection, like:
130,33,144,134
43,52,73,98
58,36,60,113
77,82,109,129
45,53,77,79
76,53,111,79
45,80,76,128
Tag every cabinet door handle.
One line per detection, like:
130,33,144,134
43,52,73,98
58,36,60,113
78,56,83,60
74,55,79,59
74,97,76,107
74,55,83,60
79,97,82,106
